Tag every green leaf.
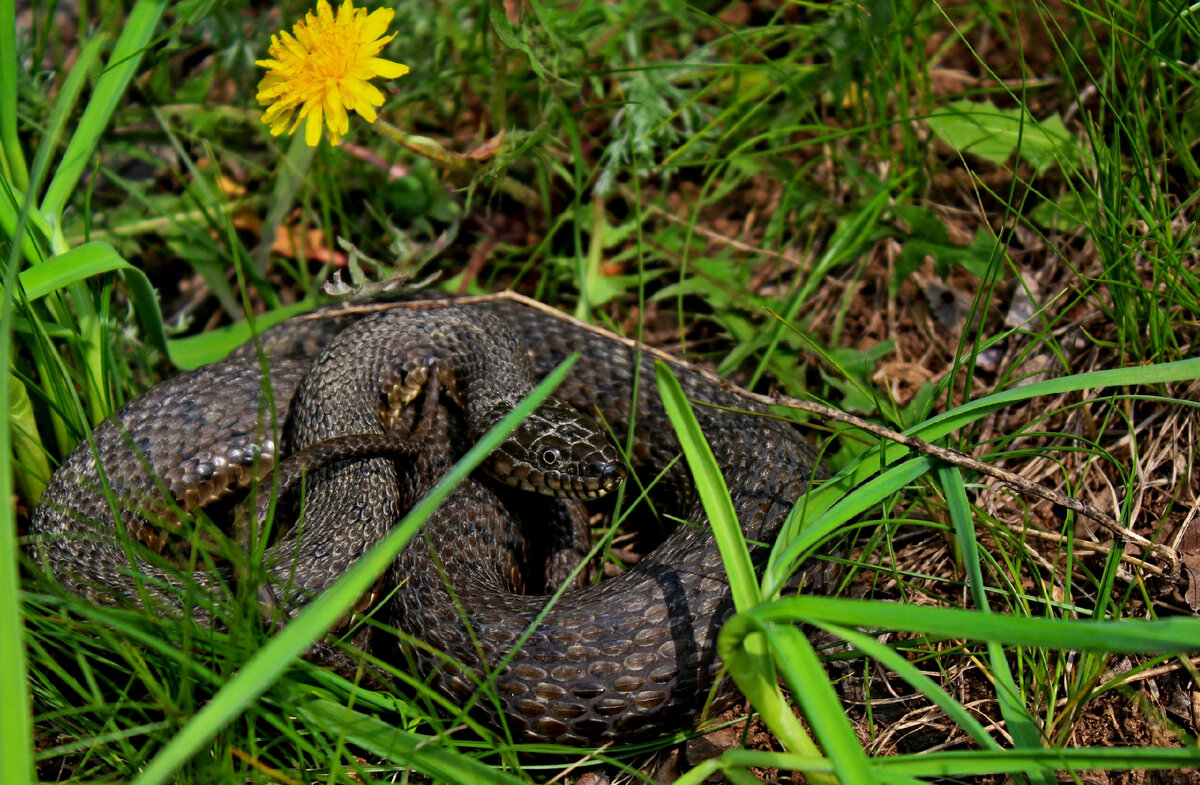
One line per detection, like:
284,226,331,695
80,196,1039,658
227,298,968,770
8,240,318,372
827,624,1002,751
0,120,32,785
766,455,936,597
674,746,1200,782
1028,192,1099,232
11,241,173,367
717,615,849,784
166,300,320,369
926,99,1088,173
489,5,553,83
892,225,998,297
24,33,109,223
10,373,50,502
766,625,879,783
766,356,1200,594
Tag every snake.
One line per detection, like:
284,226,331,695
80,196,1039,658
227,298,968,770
30,296,823,746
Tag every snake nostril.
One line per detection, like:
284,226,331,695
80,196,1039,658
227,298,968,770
600,463,624,485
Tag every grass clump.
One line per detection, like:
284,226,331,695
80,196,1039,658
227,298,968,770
5,0,1200,783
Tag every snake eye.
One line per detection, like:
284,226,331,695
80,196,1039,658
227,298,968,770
541,448,560,467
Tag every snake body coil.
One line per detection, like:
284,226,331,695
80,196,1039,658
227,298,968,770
31,298,821,745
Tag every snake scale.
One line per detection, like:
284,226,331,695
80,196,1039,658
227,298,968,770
31,297,822,746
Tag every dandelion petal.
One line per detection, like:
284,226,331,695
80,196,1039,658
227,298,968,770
256,0,409,145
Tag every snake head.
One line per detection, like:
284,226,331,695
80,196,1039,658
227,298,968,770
484,398,625,500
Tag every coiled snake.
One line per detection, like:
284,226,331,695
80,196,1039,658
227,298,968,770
31,296,822,745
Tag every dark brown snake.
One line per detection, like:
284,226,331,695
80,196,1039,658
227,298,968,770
30,297,823,746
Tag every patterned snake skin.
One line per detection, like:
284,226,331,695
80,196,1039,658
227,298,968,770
30,297,822,745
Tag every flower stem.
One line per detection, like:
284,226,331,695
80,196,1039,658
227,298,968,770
371,119,540,209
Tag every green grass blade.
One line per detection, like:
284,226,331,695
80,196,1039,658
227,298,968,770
764,624,878,783
23,33,108,221
769,358,1200,591
986,636,1048,783
0,0,28,191
718,615,826,770
655,359,759,609
0,123,33,785
295,698,527,785
16,241,147,301
663,359,851,778
874,747,1200,778
7,239,274,372
826,359,1200,499
718,613,873,783
8,241,174,392
910,359,1200,450
40,0,166,223
673,745,1200,780
131,355,577,785
766,455,936,597
941,466,985,609
165,300,319,370
751,596,1200,652
0,458,33,785
824,623,1002,751
0,173,50,264
10,373,50,501
941,464,1049,784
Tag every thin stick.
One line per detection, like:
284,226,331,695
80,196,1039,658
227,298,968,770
296,291,1182,580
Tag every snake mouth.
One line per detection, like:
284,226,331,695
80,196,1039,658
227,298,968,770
557,460,626,500
492,461,626,500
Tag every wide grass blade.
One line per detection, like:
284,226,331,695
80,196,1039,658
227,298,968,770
0,103,33,785
655,360,757,609
131,355,578,785
910,359,1200,447
755,620,877,783
0,173,52,264
749,596,1200,652
7,239,293,374
39,0,166,224
0,357,33,785
717,613,829,775
672,745,1200,783
10,374,50,502
166,300,320,370
765,455,935,597
658,362,852,779
23,33,108,219
941,464,1048,784
17,242,152,302
0,0,27,191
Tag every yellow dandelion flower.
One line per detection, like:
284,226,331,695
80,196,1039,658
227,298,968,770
255,0,409,146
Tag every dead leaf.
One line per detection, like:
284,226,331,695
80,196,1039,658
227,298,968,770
461,130,506,161
1184,564,1200,611
271,225,348,266
504,0,521,26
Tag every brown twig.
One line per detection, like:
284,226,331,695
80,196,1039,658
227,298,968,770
297,291,1182,581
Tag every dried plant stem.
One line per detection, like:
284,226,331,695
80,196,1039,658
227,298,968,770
304,292,1183,581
